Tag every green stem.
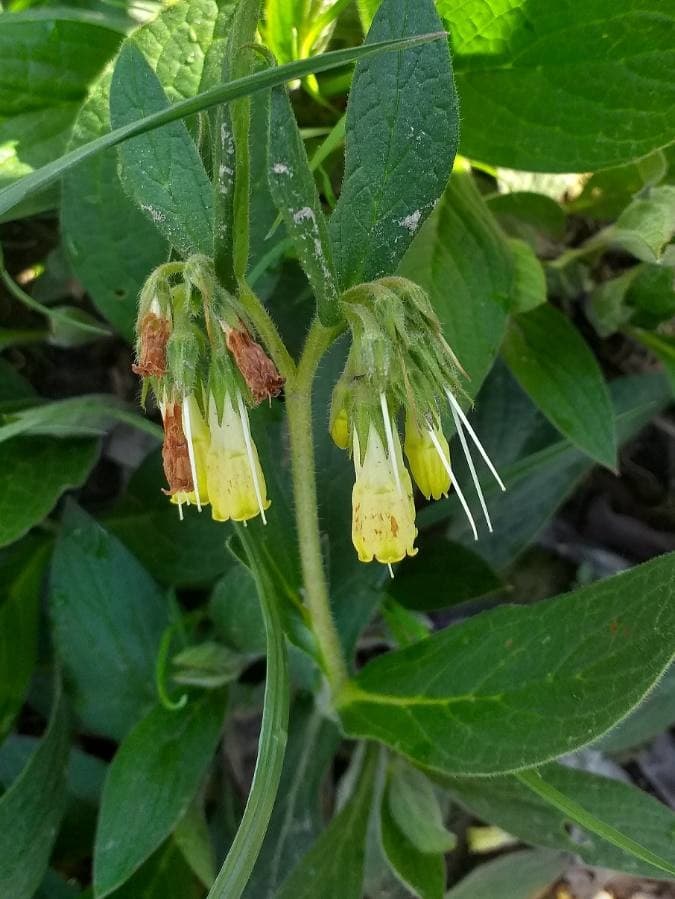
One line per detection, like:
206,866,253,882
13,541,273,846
208,527,290,899
285,319,348,692
516,768,675,878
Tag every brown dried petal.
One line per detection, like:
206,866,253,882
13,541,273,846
161,402,194,495
226,328,284,405
132,312,171,378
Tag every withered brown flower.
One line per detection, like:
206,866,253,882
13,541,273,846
226,328,284,405
132,312,171,378
161,402,194,496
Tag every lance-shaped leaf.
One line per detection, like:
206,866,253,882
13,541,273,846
445,762,675,879
445,849,567,899
380,799,445,899
0,684,69,899
337,552,675,776
110,43,214,258
330,0,458,288
94,693,225,897
268,86,340,325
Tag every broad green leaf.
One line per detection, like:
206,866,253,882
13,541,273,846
0,10,122,195
0,684,69,899
445,849,566,899
107,838,203,899
487,191,566,246
632,329,675,396
595,664,675,753
62,0,231,338
276,749,376,899
389,536,501,612
446,762,675,879
0,540,49,740
50,503,169,739
330,0,458,287
110,44,214,258
569,150,669,220
609,185,675,263
380,799,445,899
174,798,216,889
441,0,675,171
244,698,340,898
106,448,233,588
263,0,304,63
400,171,512,393
0,437,98,547
0,357,35,410
0,34,447,218
210,563,266,655
508,238,546,313
501,303,617,469
387,761,456,854
588,268,639,337
268,85,340,325
337,552,675,776
94,692,225,897
627,264,675,330
445,372,671,569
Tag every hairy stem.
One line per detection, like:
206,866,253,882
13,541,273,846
285,318,348,692
208,527,290,899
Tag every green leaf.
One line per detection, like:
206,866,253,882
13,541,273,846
0,357,35,410
627,264,675,330
110,43,214,258
172,642,244,688
441,0,675,171
174,798,216,889
337,552,675,776
380,799,445,899
387,761,456,854
50,503,169,739
0,437,98,547
0,540,49,740
569,150,668,220
0,33,447,219
631,329,675,396
507,238,546,313
595,664,675,753
487,191,566,245
94,692,225,897
400,171,512,393
244,698,340,898
444,372,671,569
106,838,204,899
609,185,675,263
0,10,122,195
389,536,501,612
501,303,617,469
444,848,567,899
276,748,376,899
330,0,458,287
62,0,231,338
106,448,233,587
268,85,340,325
210,564,266,655
446,763,675,879
0,683,69,899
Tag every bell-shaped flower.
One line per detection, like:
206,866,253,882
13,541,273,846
352,423,417,565
170,393,210,511
206,391,270,523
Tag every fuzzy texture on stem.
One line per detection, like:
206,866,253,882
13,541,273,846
285,318,348,691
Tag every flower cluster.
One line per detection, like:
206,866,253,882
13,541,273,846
330,277,505,572
132,257,282,524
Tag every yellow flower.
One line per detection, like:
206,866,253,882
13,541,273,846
171,394,210,509
206,392,270,523
330,406,350,450
404,412,451,501
352,424,417,564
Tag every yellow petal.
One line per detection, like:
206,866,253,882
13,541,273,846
404,413,451,501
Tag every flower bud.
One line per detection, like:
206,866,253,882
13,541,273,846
330,406,350,450
404,412,451,501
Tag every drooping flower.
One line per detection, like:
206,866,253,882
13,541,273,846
161,401,193,505
132,311,171,378
206,391,270,523
170,393,210,511
225,326,284,404
403,412,451,501
352,419,417,566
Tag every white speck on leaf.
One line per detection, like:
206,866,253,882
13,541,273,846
272,162,290,175
141,204,165,224
399,210,422,233
293,207,316,224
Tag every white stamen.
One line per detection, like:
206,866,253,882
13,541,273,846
445,389,506,491
380,393,402,495
449,403,493,532
387,563,395,579
428,427,478,541
177,502,184,522
237,391,267,525
182,396,202,512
